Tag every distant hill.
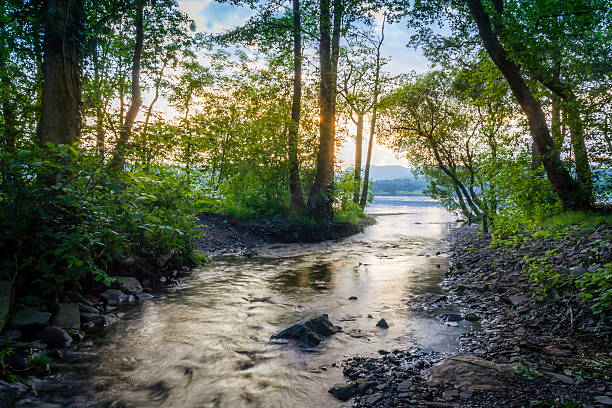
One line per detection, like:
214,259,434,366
371,178,427,195
367,165,415,180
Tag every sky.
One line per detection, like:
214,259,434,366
178,0,432,167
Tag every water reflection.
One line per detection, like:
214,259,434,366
61,199,473,408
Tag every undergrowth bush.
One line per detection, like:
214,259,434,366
0,145,203,298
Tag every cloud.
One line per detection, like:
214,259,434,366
179,0,253,34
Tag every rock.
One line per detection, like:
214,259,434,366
397,380,412,392
507,295,528,306
9,307,51,330
366,393,383,405
328,383,355,401
81,313,105,330
428,355,515,391
357,381,377,393
443,389,459,399
410,293,447,305
156,249,176,267
39,326,73,348
271,314,341,347
463,312,480,322
439,313,462,322
79,304,100,314
137,293,154,301
3,329,21,340
101,289,127,305
55,303,80,329
120,256,136,266
348,296,358,300
513,327,526,336
541,370,575,385
104,313,119,326
376,318,389,329
595,396,612,406
0,280,13,332
115,276,142,294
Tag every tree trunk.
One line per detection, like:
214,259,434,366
564,102,593,203
308,0,335,216
39,0,84,147
465,0,589,210
353,113,363,203
111,0,145,168
360,17,385,208
551,96,563,154
288,0,305,208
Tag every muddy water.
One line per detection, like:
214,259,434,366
72,196,470,407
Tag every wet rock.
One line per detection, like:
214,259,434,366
376,318,389,329
348,296,358,300
137,293,154,301
115,277,142,294
329,383,356,401
439,313,462,322
428,355,515,391
9,307,51,330
79,304,100,314
463,312,480,322
104,313,119,326
0,280,13,332
156,249,176,267
271,314,341,347
55,303,80,329
410,293,447,305
39,326,73,348
101,289,127,305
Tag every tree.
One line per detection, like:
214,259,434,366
39,0,85,147
360,16,385,208
111,0,145,168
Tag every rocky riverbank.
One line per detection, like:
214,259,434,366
331,224,612,407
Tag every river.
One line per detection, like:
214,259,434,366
58,196,471,407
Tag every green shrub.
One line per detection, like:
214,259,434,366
0,145,203,298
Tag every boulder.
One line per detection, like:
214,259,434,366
376,318,389,329
0,280,13,332
100,289,127,305
271,314,341,347
9,307,51,331
328,383,355,401
55,303,80,329
428,355,515,391
39,326,72,348
115,277,142,294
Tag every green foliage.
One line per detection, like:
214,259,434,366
578,263,612,317
334,172,370,224
28,351,52,368
0,144,203,297
513,363,543,379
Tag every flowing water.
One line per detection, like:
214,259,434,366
61,196,473,408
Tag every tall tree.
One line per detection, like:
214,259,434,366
39,0,85,146
308,0,343,215
111,0,145,168
360,17,385,208
464,0,589,210
288,0,306,208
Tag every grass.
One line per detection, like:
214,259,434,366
539,210,612,229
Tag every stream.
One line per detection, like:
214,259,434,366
53,196,474,407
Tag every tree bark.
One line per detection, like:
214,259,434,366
353,113,363,203
111,0,145,169
308,0,335,215
39,0,84,147
551,96,563,154
465,0,589,210
564,102,593,202
288,0,305,208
